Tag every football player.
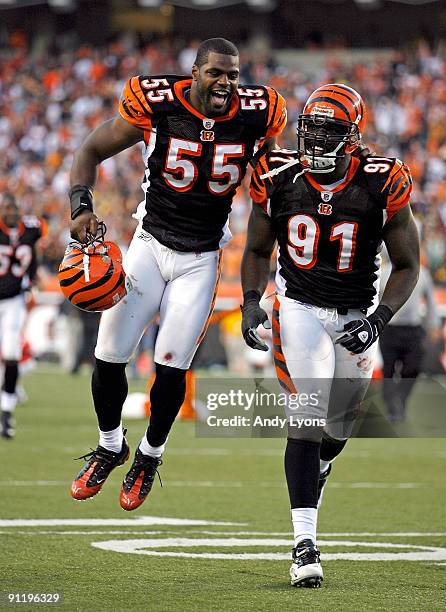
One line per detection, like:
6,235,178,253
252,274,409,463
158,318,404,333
0,193,45,439
241,84,420,587
69,38,286,509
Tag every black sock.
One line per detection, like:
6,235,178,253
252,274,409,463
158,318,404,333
91,358,127,431
146,363,186,447
320,434,347,462
284,438,320,509
3,361,19,394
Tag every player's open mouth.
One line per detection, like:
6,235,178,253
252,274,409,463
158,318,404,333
306,144,326,156
210,90,229,109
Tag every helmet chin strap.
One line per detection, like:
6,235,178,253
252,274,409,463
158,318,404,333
259,135,355,183
259,154,339,183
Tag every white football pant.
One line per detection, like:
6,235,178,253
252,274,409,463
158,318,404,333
95,228,222,369
0,294,26,361
272,294,378,439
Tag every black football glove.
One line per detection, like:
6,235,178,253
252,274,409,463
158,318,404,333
241,290,271,351
336,305,393,354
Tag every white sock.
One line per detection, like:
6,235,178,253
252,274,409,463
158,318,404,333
98,424,123,453
320,459,331,474
139,435,167,458
291,507,318,546
1,391,17,413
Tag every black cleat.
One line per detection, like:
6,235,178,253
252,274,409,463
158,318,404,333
70,434,130,500
120,449,162,511
0,411,15,439
317,463,332,508
290,539,323,587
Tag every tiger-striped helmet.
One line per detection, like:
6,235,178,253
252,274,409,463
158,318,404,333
297,83,367,172
58,224,128,312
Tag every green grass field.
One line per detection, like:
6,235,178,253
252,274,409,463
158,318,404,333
1,367,445,611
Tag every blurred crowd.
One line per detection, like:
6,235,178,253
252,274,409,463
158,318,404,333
1,31,446,286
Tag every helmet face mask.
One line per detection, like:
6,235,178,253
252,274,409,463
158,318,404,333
297,114,361,171
297,84,366,174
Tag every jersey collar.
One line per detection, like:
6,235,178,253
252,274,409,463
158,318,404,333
305,156,360,194
174,79,239,122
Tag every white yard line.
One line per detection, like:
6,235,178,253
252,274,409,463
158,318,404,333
2,530,445,537
91,537,446,561
0,480,426,489
0,517,245,527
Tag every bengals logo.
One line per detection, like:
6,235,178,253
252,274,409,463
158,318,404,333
318,202,332,215
200,130,215,142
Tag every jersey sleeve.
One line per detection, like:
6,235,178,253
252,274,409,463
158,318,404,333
249,155,271,214
265,88,287,139
382,159,413,223
118,76,153,131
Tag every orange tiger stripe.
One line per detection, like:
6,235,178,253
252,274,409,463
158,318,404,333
275,367,297,395
58,262,83,279
259,155,272,184
68,273,118,305
316,85,360,111
304,83,366,133
273,348,286,363
118,76,153,131
58,244,126,312
129,76,152,115
383,160,413,221
266,88,287,138
272,298,297,395
307,93,353,122
271,315,280,333
266,87,278,127
380,159,405,193
75,271,126,311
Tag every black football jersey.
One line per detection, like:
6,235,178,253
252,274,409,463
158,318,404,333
250,152,413,309
0,216,45,300
119,75,286,251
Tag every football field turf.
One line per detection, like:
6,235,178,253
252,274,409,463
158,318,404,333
1,367,445,611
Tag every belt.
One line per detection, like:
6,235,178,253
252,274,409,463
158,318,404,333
337,307,367,315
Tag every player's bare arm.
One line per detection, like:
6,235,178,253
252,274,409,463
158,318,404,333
337,205,420,354
381,204,420,314
70,116,143,242
240,204,276,351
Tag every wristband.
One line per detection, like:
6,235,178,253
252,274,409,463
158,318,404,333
368,304,394,334
70,185,94,220
372,304,394,325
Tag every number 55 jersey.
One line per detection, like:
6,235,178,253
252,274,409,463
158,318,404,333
119,75,286,252
250,152,413,309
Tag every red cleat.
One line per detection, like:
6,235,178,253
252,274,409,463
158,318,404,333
120,449,162,511
70,438,130,501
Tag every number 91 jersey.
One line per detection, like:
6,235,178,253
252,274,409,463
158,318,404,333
119,75,286,252
0,215,45,300
250,152,413,309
